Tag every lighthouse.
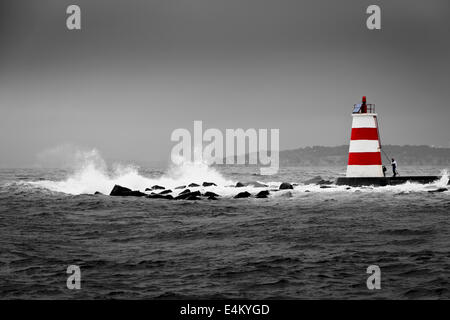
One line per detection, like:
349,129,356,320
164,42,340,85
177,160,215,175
346,96,383,177
336,97,444,186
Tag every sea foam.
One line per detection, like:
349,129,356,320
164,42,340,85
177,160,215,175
29,149,234,195
27,149,449,196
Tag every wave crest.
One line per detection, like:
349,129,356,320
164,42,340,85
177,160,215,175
29,149,233,195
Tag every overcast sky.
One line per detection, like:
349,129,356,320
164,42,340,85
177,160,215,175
0,0,449,167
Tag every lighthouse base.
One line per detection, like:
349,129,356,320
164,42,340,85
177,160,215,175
335,176,443,187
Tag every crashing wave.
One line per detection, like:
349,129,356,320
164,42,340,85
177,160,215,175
25,149,449,198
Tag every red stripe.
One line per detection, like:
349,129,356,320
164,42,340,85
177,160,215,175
351,128,379,140
348,152,382,165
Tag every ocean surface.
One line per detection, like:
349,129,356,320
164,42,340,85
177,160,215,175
0,157,449,299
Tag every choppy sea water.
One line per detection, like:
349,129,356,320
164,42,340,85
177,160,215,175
0,160,449,299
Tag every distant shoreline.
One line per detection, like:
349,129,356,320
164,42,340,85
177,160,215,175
1,145,449,169
221,145,450,167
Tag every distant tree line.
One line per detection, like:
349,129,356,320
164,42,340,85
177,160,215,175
279,145,450,166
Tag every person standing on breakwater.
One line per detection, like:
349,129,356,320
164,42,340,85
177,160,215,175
391,158,398,177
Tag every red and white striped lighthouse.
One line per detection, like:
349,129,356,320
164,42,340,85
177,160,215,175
346,96,383,177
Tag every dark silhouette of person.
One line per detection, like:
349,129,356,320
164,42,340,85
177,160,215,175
391,158,398,177
382,165,387,177
361,96,367,113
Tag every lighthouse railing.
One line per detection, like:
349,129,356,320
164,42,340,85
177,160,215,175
353,103,375,114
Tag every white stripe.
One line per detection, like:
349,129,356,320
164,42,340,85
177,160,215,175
351,114,377,128
346,165,383,177
349,140,380,153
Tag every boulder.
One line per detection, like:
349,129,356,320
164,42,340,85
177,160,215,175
236,181,267,188
428,188,448,193
128,191,147,197
256,190,270,198
147,194,173,200
207,195,218,200
234,191,251,199
151,185,165,190
179,189,191,195
188,183,200,187
279,182,294,190
110,185,146,197
175,185,186,189
202,182,217,187
175,191,202,200
109,184,132,195
203,191,220,197
320,185,333,189
94,191,103,195
159,189,172,195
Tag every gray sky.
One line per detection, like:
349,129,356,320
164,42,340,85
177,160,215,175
0,0,449,167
